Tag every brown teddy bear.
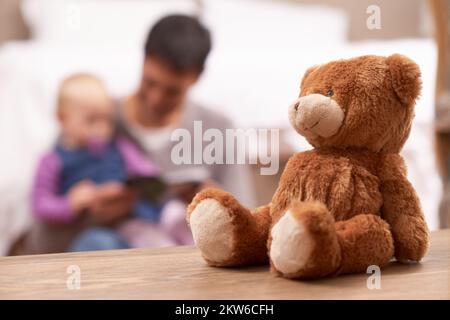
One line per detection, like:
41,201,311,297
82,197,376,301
187,54,430,279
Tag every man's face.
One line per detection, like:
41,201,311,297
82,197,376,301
139,56,199,120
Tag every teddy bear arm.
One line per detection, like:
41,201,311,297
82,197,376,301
378,154,429,262
269,153,311,222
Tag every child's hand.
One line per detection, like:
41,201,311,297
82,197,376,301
89,182,136,225
68,180,97,214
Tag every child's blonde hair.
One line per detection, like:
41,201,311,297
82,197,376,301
57,73,110,114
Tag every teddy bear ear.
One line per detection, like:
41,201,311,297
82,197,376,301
300,65,320,88
386,54,422,105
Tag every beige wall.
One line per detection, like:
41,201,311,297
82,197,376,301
0,0,29,44
0,0,428,45
288,0,427,41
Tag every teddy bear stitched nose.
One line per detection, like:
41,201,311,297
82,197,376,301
290,93,344,138
295,98,324,130
298,113,322,132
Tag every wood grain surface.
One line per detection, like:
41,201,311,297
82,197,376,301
1,230,449,299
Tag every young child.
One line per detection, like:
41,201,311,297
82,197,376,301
31,73,191,253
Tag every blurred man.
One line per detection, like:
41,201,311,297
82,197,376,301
93,15,255,228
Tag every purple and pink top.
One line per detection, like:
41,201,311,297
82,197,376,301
31,136,160,224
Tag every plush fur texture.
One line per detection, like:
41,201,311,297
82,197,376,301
187,54,430,279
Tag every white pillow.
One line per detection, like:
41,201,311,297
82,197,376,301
21,0,198,47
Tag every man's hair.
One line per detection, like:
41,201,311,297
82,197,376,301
144,14,211,74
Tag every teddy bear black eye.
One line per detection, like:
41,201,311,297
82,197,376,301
326,88,334,97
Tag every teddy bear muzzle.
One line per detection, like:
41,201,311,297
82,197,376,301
289,93,344,138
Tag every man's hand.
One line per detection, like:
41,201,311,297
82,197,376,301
89,182,136,225
68,180,97,214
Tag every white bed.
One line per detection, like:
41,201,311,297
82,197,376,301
0,0,441,255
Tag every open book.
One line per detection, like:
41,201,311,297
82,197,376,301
125,167,211,203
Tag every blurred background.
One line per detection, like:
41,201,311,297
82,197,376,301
0,0,449,255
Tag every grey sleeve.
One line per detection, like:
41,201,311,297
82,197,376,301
209,113,257,208
215,163,256,208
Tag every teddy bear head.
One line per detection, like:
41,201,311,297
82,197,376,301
288,54,422,153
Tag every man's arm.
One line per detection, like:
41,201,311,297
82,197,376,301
378,154,429,262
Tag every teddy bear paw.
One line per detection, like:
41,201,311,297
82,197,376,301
269,201,341,278
189,198,236,265
269,209,314,276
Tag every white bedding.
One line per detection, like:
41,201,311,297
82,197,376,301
0,0,441,255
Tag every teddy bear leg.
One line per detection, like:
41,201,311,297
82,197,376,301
334,214,394,275
269,202,395,279
187,188,271,267
269,201,342,279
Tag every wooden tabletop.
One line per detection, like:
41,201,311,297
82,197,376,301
1,230,449,300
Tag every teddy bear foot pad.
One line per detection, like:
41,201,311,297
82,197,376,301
190,198,236,265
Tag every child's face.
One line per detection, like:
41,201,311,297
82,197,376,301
59,97,114,147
